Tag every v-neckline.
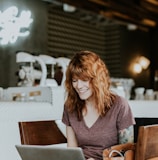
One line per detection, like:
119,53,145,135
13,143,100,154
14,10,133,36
83,115,100,129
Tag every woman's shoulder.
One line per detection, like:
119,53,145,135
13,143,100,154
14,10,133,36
63,105,77,116
113,94,129,107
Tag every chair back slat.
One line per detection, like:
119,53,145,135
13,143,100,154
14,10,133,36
19,120,67,145
135,124,158,160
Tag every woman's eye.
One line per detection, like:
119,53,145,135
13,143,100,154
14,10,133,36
72,79,77,82
82,78,90,82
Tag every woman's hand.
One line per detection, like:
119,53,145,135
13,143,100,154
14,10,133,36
87,158,95,160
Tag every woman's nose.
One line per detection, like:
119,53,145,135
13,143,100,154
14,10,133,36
76,80,83,88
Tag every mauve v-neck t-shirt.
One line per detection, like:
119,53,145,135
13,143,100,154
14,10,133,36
62,95,135,160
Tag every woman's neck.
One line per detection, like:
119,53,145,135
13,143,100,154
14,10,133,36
85,98,96,109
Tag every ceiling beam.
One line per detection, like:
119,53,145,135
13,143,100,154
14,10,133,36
55,0,158,30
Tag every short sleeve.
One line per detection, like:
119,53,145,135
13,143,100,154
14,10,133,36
116,97,135,131
62,106,71,126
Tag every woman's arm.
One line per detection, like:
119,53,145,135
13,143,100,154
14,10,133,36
66,126,78,147
118,125,134,144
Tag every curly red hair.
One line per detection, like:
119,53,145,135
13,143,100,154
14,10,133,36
64,51,115,120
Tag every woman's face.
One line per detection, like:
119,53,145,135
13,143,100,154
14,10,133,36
72,78,93,100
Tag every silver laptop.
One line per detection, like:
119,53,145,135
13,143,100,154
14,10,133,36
15,144,86,160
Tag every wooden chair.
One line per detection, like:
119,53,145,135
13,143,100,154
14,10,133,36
135,124,158,160
18,120,67,145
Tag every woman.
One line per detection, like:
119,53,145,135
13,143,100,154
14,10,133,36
62,51,135,160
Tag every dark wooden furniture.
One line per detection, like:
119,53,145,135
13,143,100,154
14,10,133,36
18,120,67,145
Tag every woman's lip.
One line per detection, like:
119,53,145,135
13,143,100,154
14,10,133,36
78,89,88,93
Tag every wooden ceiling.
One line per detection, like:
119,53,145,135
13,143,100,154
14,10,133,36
48,0,158,31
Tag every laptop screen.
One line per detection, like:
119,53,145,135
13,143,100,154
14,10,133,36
15,144,86,160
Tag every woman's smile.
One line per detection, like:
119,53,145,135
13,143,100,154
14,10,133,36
72,79,93,100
